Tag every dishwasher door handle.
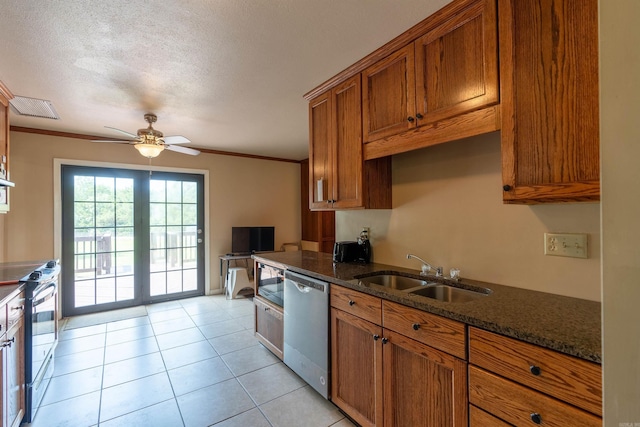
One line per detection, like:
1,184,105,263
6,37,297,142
294,282,312,293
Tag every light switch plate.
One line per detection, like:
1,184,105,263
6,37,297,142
544,233,588,258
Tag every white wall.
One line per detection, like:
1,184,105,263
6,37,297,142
600,0,640,423
4,131,301,294
337,132,601,301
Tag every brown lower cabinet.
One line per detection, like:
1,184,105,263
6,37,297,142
330,285,467,427
1,291,25,427
468,327,602,426
254,296,283,360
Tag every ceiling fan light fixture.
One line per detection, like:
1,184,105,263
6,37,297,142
135,143,165,158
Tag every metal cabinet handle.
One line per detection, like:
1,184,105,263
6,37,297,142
348,300,355,306
264,306,270,311
416,113,424,119
381,337,389,344
529,365,541,376
373,334,380,341
530,413,542,424
412,323,420,331
2,337,15,348
407,116,415,123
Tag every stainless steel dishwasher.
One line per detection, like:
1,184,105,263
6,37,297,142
283,271,330,399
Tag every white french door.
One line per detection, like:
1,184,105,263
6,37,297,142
61,166,205,316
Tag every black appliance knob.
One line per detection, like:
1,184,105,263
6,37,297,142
29,271,42,281
530,413,542,424
503,184,512,191
529,365,541,376
46,260,57,268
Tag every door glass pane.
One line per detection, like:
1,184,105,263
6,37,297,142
148,178,201,298
72,176,135,309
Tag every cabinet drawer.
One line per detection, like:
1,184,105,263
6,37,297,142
469,327,602,415
330,285,381,325
469,404,512,427
7,291,25,331
254,296,284,360
382,300,466,359
469,366,601,427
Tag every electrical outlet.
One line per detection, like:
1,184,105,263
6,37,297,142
544,233,588,258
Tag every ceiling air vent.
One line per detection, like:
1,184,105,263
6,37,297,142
9,96,60,120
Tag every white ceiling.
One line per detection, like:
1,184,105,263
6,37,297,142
1,0,451,160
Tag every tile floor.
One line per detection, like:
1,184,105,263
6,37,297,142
27,294,355,427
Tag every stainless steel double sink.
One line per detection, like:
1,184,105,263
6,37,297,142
354,272,491,303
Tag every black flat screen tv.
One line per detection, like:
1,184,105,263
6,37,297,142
231,227,275,254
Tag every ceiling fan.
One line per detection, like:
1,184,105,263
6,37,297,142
93,113,200,158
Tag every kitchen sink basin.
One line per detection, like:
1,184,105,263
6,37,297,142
355,273,435,290
355,272,491,303
408,284,490,303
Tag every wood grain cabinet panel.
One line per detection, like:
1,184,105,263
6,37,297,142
1,292,25,427
382,300,466,359
383,329,467,427
362,0,500,158
469,404,512,427
309,92,333,211
308,76,391,211
362,44,416,143
499,0,600,203
330,284,382,325
414,0,499,125
469,366,601,427
0,82,11,181
469,327,602,416
330,286,468,426
330,308,383,427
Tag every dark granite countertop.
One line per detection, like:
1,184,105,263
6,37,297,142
254,251,602,363
0,260,48,285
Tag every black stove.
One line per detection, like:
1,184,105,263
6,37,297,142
20,260,60,424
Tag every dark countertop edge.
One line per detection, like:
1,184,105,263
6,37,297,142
254,251,602,364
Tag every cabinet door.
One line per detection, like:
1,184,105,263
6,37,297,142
4,321,25,427
362,44,416,143
0,85,9,180
331,308,383,427
308,91,333,210
383,329,467,427
331,75,364,209
499,0,599,203
254,297,283,360
415,0,498,125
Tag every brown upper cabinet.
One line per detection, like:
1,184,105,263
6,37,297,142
0,81,12,182
499,0,600,203
308,75,392,211
362,0,500,158
305,0,599,207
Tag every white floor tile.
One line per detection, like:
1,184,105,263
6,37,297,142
100,372,174,422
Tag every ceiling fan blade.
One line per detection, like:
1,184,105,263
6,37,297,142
91,139,134,144
163,135,190,144
166,145,201,156
104,126,138,139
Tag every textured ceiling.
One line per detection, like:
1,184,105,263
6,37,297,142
0,0,451,160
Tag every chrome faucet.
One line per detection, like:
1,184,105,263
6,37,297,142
406,254,443,277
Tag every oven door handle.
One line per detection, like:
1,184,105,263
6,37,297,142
32,283,56,306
